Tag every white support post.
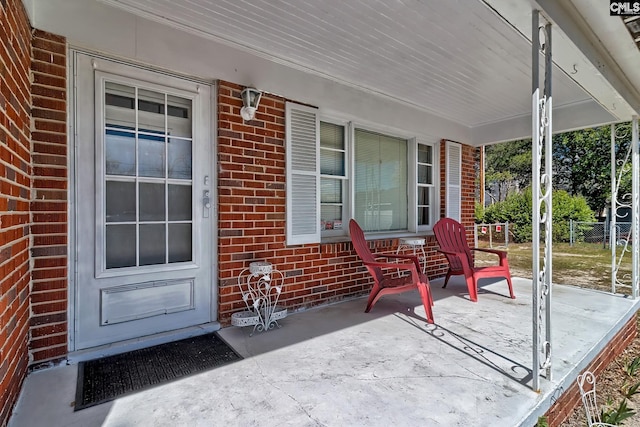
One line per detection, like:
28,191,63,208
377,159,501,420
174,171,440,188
633,117,639,298
531,10,553,392
611,124,616,294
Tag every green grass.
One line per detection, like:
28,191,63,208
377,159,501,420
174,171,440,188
474,241,633,294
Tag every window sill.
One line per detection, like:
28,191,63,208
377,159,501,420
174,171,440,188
320,230,434,245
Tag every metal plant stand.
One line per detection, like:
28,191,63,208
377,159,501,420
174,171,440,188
231,261,287,336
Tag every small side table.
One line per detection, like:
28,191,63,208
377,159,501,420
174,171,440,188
231,261,287,336
396,238,427,274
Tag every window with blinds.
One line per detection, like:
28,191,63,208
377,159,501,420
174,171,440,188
286,102,439,244
354,129,408,232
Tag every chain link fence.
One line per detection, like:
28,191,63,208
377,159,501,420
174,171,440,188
569,220,632,248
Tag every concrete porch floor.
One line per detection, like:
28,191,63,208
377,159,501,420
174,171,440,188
9,277,640,427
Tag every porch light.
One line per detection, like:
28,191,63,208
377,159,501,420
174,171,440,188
240,87,262,121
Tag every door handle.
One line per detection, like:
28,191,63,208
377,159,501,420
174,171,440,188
203,190,211,217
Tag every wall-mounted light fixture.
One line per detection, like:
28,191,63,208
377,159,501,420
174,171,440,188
240,87,262,121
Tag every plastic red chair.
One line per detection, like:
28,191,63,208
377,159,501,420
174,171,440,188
433,218,515,302
349,219,434,323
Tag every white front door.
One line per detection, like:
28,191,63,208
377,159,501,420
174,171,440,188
72,52,215,350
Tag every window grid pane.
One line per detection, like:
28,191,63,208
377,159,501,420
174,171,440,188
320,122,346,233
417,143,434,227
103,81,194,269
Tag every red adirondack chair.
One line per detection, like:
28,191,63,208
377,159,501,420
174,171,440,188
349,219,434,323
433,218,515,302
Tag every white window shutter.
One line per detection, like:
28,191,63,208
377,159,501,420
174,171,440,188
286,102,320,245
445,141,462,222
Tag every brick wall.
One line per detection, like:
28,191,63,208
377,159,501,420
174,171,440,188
29,30,67,363
0,0,31,424
544,315,638,426
217,82,465,324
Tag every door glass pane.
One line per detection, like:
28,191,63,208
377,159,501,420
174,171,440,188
102,80,196,270
168,184,192,221
138,89,166,132
169,224,192,263
105,130,135,176
167,95,192,138
106,224,136,268
140,183,165,221
168,138,192,179
106,181,136,222
105,82,135,128
139,224,166,265
139,134,166,178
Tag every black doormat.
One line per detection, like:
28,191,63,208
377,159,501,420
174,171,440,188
75,332,242,411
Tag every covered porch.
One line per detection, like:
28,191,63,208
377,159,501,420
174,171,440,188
10,277,639,426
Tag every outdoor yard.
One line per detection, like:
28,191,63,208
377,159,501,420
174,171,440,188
475,239,639,426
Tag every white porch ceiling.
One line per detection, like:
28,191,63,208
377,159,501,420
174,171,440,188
99,0,597,129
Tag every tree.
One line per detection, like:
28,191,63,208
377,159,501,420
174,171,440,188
484,124,633,216
484,139,532,202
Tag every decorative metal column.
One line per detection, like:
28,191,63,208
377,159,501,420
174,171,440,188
531,10,553,392
633,118,639,298
610,123,633,294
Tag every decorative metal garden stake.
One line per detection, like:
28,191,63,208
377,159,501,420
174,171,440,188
231,261,287,336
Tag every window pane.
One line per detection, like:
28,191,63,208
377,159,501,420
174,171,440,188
320,149,344,176
418,207,430,226
106,181,136,222
418,187,431,205
321,205,343,230
168,138,192,179
169,224,192,263
354,130,407,232
106,224,136,268
105,130,135,176
320,122,344,150
321,178,342,203
418,144,432,164
139,183,165,221
140,224,166,265
168,184,192,221
139,134,166,178
418,165,433,185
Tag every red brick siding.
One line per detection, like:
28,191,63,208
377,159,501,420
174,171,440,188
217,82,468,324
0,0,31,424
29,30,67,364
544,316,638,426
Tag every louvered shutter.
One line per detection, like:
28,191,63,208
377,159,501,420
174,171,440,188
445,141,461,222
286,102,320,245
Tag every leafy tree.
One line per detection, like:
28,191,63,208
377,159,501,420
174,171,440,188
484,140,532,202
